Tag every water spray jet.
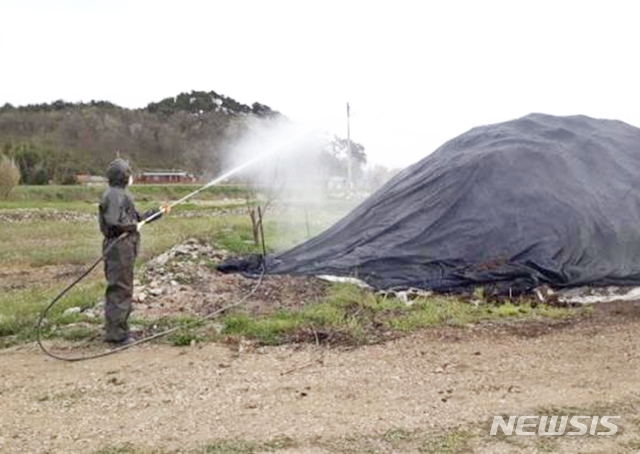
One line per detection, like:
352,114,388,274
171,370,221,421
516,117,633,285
138,129,315,228
36,129,313,362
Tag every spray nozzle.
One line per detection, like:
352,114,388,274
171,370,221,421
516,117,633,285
133,130,312,233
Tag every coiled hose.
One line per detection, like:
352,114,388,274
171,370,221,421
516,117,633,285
36,232,264,362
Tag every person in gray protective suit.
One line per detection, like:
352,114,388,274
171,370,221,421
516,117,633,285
99,158,170,344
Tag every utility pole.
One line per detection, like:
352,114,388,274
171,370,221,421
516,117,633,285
346,102,353,189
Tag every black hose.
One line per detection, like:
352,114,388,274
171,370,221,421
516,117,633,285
35,232,129,361
35,155,287,362
36,232,266,362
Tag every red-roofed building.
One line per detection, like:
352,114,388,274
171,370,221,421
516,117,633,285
135,170,196,184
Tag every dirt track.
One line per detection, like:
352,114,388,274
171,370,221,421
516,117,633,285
1,308,640,454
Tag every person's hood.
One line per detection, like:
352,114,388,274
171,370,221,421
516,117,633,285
106,158,131,188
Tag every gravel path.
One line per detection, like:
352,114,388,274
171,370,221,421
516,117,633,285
1,314,639,453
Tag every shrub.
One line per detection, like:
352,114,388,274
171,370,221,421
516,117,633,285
0,155,21,199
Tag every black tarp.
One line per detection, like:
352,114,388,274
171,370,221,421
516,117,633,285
229,114,640,294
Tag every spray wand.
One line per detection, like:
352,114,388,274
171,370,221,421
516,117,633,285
137,130,310,229
37,130,311,362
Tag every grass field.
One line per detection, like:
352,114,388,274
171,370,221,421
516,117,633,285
0,184,586,348
5,183,251,202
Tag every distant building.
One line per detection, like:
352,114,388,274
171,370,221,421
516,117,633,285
135,170,196,184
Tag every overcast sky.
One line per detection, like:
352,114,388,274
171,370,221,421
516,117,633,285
1,0,638,167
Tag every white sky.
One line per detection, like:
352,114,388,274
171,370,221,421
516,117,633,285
1,0,638,167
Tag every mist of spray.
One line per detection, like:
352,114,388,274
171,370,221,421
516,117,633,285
138,126,316,227
221,117,358,248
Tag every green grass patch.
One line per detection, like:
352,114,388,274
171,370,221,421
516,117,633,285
57,324,98,341
420,428,474,454
0,190,586,350
199,440,257,454
0,278,103,346
0,200,99,212
93,436,296,454
0,183,348,267
390,297,575,331
221,284,581,346
223,312,306,345
0,214,261,268
129,316,209,346
0,218,102,267
9,184,251,203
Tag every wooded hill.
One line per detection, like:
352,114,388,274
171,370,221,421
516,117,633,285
0,91,365,184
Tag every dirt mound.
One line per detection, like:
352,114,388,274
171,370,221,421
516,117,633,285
268,114,640,294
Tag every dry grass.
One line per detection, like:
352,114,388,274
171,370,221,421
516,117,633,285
0,155,20,199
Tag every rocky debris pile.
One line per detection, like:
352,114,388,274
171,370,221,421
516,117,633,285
129,239,230,317
132,238,329,318
0,209,96,223
76,239,229,320
176,207,249,218
142,238,228,287
76,239,329,322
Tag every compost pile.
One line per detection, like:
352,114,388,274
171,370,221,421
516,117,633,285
252,114,640,294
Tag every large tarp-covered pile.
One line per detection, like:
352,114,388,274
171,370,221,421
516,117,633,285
265,114,640,293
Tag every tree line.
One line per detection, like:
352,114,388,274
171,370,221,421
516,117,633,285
0,91,367,186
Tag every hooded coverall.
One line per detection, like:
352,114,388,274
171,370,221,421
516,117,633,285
98,158,160,343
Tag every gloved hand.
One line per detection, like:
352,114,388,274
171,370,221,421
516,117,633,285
160,203,172,215
136,221,144,232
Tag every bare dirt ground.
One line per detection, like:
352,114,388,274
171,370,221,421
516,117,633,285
1,305,640,454
3,239,640,452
